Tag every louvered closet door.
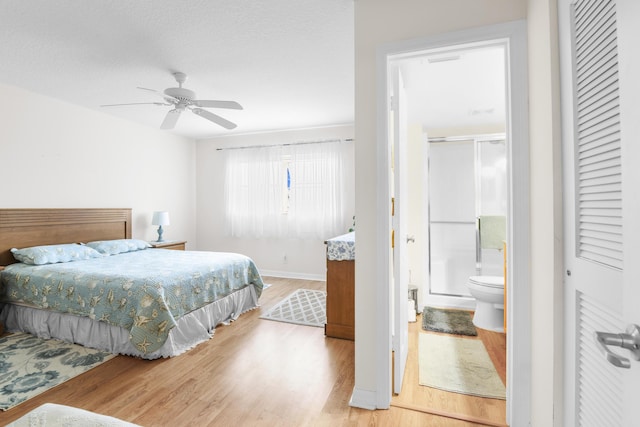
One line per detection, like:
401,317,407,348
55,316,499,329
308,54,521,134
560,0,640,425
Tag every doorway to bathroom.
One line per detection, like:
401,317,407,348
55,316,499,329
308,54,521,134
394,42,509,420
381,22,531,424
395,43,508,312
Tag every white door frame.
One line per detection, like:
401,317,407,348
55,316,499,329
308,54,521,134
375,20,530,425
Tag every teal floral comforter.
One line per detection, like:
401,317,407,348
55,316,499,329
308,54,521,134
0,250,264,354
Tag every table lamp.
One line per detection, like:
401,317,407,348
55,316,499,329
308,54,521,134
152,211,170,242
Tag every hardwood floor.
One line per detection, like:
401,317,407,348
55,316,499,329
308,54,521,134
391,315,507,426
0,277,506,426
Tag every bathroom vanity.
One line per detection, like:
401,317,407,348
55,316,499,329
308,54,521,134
324,232,355,341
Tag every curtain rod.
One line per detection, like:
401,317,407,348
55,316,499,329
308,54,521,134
216,138,353,151
427,133,506,143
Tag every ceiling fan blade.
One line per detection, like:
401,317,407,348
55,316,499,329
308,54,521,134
137,87,178,103
192,100,243,110
137,86,161,94
192,108,237,129
100,102,168,107
160,109,182,130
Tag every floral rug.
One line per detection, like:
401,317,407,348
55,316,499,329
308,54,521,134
0,333,115,411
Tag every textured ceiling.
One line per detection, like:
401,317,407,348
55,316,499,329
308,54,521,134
0,0,355,139
0,1,505,141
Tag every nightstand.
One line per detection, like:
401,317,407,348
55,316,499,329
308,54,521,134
149,240,187,251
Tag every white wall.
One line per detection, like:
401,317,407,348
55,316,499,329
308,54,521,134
354,0,530,414
0,82,197,246
527,0,564,425
195,125,354,279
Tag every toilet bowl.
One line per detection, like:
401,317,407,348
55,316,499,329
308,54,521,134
467,275,504,332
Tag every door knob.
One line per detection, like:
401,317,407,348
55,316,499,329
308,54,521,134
594,324,640,368
406,235,415,243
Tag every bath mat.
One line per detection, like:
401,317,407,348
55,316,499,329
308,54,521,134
419,333,505,399
0,333,115,411
260,289,326,327
422,306,477,336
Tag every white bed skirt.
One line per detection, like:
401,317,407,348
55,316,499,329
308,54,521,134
0,285,259,359
7,403,141,427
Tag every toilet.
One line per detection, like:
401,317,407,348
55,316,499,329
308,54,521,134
467,275,504,332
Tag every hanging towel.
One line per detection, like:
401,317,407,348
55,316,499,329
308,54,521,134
479,215,506,250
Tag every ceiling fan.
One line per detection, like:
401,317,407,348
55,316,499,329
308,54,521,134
101,72,242,130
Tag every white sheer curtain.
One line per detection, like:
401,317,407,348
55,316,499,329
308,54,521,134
224,140,350,239
287,141,346,238
224,146,286,238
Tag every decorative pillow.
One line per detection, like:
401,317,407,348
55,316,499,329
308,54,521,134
11,243,104,265
85,239,151,255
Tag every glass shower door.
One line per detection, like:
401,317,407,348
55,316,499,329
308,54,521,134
427,136,508,297
428,140,476,297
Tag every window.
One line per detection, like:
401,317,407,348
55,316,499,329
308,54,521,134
224,140,353,239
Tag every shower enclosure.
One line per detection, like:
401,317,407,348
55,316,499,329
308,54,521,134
425,134,507,309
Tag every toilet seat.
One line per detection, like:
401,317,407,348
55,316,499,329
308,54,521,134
468,275,504,289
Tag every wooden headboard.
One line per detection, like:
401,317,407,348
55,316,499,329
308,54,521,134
0,208,132,266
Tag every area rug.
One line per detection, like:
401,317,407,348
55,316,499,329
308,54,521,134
422,306,477,336
418,333,505,399
0,333,116,411
260,289,326,327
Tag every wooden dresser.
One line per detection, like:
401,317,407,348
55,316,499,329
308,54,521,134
325,259,354,340
325,232,355,341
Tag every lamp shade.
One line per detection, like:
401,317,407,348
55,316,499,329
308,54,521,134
152,211,170,226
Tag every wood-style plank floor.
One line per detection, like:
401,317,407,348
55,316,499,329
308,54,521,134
391,313,507,426
0,277,506,426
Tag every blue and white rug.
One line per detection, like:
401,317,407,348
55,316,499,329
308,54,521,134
0,333,115,411
260,288,326,328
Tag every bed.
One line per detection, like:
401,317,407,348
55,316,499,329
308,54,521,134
7,403,141,427
0,208,264,359
324,231,354,340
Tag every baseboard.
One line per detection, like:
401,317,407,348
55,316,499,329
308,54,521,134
259,270,324,281
349,387,377,410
